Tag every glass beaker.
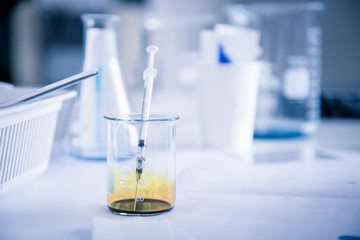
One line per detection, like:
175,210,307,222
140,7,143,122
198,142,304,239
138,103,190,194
105,113,179,215
66,14,131,159
226,2,325,138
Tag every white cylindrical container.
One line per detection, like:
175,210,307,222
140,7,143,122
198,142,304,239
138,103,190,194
196,62,261,154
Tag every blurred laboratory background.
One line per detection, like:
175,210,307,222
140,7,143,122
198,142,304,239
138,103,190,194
0,0,359,147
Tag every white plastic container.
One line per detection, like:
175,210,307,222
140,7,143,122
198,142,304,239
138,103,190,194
196,62,261,154
0,83,76,194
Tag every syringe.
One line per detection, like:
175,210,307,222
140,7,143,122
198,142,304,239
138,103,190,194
134,45,158,210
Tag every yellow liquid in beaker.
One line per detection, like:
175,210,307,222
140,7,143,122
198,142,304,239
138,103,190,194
107,168,175,215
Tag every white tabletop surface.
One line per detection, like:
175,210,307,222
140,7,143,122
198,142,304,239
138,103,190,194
1,119,360,240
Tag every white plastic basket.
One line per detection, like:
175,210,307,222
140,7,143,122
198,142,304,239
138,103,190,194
0,83,76,194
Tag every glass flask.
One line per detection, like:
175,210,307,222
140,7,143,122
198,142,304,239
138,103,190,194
226,2,324,138
67,14,131,159
105,113,179,215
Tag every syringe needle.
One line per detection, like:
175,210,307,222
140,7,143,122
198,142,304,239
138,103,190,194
133,177,140,211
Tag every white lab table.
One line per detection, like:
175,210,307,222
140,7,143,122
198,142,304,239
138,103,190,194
0,119,360,240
